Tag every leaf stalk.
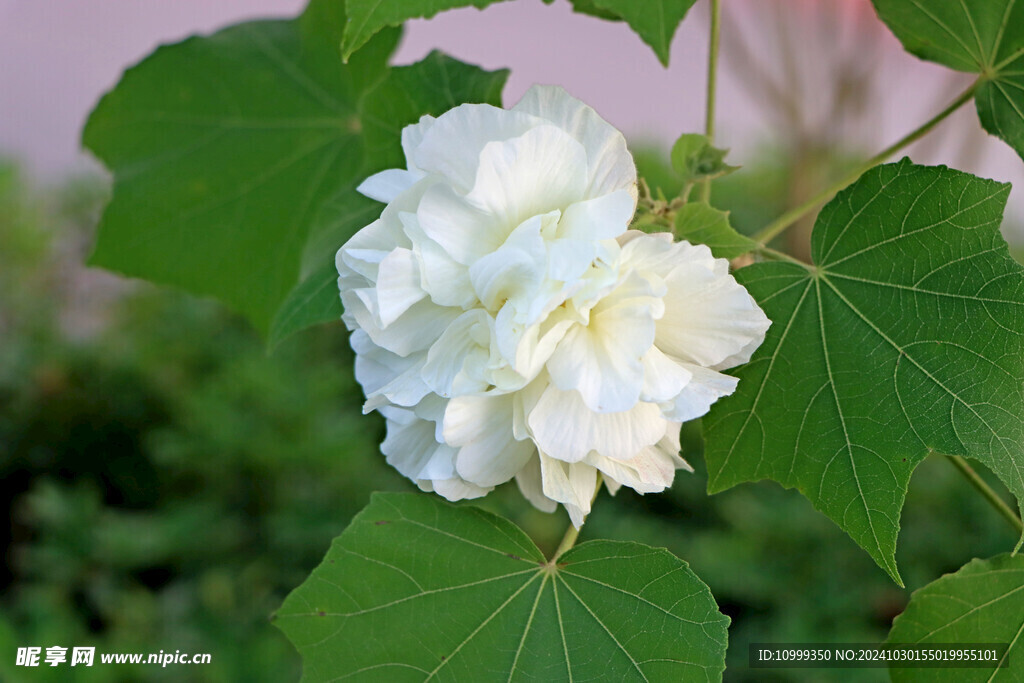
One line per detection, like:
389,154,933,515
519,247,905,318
700,0,721,203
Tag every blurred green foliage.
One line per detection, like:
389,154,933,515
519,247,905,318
0,156,1018,682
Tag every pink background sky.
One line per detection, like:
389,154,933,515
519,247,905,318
1,0,1022,227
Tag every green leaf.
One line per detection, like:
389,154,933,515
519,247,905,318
886,553,1022,681
871,0,1024,160
703,160,1024,584
84,0,399,333
342,0,513,61
585,0,699,66
267,52,508,347
670,134,739,186
275,492,729,682
674,202,756,260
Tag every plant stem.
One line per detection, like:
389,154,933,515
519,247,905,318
700,0,721,203
551,474,604,561
946,455,1023,535
552,522,580,562
757,245,812,269
752,79,980,246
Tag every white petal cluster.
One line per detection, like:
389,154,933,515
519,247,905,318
338,85,770,526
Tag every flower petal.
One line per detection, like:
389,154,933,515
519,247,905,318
640,346,693,403
357,168,418,204
375,247,426,327
585,447,675,494
380,406,456,481
547,271,661,413
427,477,492,502
401,114,436,174
512,85,637,200
401,212,476,308
469,213,548,312
343,291,459,357
417,183,503,265
445,394,536,487
351,330,430,411
422,309,493,397
539,451,597,527
466,124,589,230
656,253,771,369
515,454,558,513
557,190,635,242
661,362,739,422
528,384,666,462
413,103,540,193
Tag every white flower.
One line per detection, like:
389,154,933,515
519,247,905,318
338,85,770,526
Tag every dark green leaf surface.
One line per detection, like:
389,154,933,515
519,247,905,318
704,160,1024,584
275,492,729,682
84,0,398,332
674,202,756,260
887,553,1023,681
342,0,513,61
872,0,1024,160
585,0,699,66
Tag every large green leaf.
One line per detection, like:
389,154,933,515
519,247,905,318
342,0,513,61
268,52,508,347
886,553,1022,681
275,492,729,682
871,0,1024,160
703,160,1024,584
571,0,699,66
84,0,399,333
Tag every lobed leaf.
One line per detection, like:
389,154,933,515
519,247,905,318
703,160,1024,584
886,553,1023,681
872,0,1024,161
84,0,398,333
274,492,729,682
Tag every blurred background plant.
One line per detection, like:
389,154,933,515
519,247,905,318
2,0,1024,681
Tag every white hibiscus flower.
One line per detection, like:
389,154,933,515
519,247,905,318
338,85,770,527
